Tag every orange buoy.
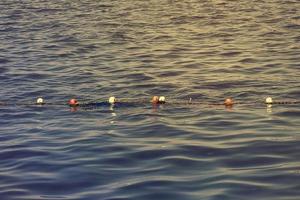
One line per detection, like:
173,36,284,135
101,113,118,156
224,98,234,106
151,96,159,104
69,98,79,107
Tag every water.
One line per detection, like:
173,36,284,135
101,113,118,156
1,0,300,199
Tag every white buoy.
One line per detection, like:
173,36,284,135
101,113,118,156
36,97,44,104
108,96,116,104
265,97,273,104
159,96,166,103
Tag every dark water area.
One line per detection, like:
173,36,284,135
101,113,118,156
1,0,300,199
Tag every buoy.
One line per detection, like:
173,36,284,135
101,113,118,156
224,98,234,106
69,98,79,107
108,96,116,104
159,96,166,103
36,97,44,105
151,96,159,104
265,97,273,104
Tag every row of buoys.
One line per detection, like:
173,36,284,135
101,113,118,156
2,96,295,108
67,96,167,107
31,96,280,107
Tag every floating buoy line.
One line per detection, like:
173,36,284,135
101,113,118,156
0,96,299,109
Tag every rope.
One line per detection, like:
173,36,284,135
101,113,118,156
0,96,299,108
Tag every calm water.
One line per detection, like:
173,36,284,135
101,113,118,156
1,0,300,199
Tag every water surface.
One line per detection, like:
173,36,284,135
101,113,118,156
0,0,300,199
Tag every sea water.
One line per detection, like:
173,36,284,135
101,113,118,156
0,1,300,199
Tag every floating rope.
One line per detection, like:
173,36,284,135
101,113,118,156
0,96,299,109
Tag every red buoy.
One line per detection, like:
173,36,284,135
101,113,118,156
69,98,79,107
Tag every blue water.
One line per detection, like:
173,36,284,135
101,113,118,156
1,0,300,199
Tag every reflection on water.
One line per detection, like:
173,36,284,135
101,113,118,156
266,104,273,114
